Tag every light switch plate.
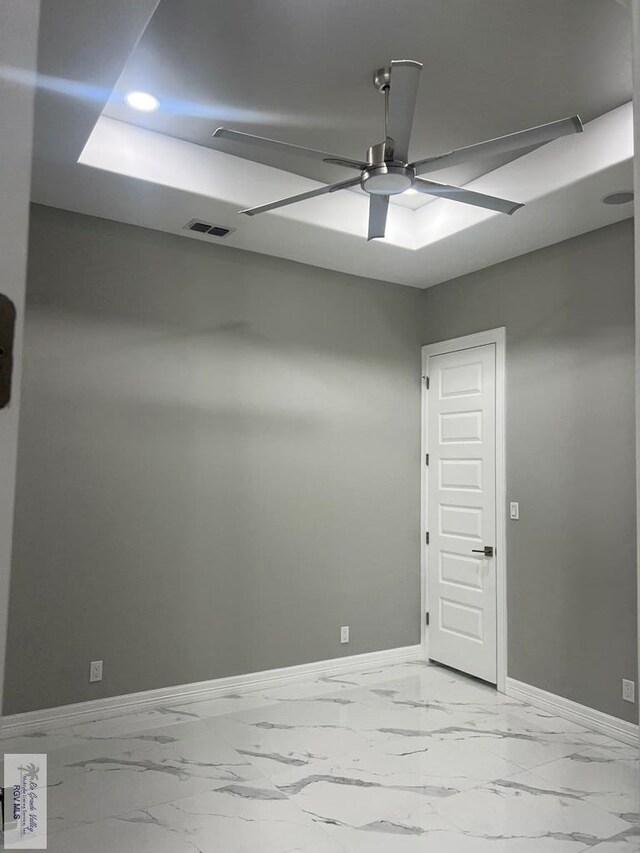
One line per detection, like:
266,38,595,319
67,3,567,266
509,502,520,520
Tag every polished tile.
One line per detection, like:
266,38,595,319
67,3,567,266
46,727,263,834
588,841,640,852
45,780,346,853
433,769,631,845
531,744,640,817
315,823,600,852
3,660,636,852
433,709,610,769
268,741,512,827
0,703,230,757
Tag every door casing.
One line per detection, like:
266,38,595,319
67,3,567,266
421,328,507,693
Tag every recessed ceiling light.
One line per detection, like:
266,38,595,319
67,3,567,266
125,91,160,112
601,190,634,205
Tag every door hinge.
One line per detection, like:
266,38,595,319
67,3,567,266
425,531,430,545
425,612,430,626
425,453,429,466
423,375,430,389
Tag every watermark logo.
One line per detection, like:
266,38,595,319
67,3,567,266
4,754,47,849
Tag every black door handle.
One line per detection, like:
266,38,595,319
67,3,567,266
471,546,494,557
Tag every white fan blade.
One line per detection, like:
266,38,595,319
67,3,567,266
213,128,366,170
367,195,389,240
239,176,361,216
413,178,523,214
387,60,423,163
411,115,583,175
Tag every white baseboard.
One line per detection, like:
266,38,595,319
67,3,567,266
1,644,424,737
506,677,639,746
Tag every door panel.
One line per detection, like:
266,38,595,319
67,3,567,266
439,411,483,443
440,598,484,641
427,344,497,683
439,458,482,491
440,551,484,590
439,504,483,540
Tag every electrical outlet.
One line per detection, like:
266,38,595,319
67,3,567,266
89,660,103,683
622,679,635,703
340,626,349,644
509,502,520,520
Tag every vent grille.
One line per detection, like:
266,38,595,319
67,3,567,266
183,219,235,238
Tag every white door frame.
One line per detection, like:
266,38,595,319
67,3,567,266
421,327,507,693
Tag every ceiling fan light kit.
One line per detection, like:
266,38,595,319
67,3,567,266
212,60,583,241
362,163,414,196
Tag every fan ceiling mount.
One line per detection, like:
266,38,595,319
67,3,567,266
213,60,583,241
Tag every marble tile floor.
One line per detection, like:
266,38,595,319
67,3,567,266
2,660,638,852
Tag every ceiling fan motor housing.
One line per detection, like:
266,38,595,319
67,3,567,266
373,65,391,92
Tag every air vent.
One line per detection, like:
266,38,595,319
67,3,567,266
183,219,235,237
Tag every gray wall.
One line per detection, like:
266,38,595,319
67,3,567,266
4,204,423,714
0,0,40,716
6,206,637,725
421,219,638,723
632,0,640,729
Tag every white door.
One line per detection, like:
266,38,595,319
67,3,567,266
427,343,497,683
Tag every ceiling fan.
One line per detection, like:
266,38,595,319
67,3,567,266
213,60,583,241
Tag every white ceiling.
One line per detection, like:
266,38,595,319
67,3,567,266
30,0,634,287
104,0,632,187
